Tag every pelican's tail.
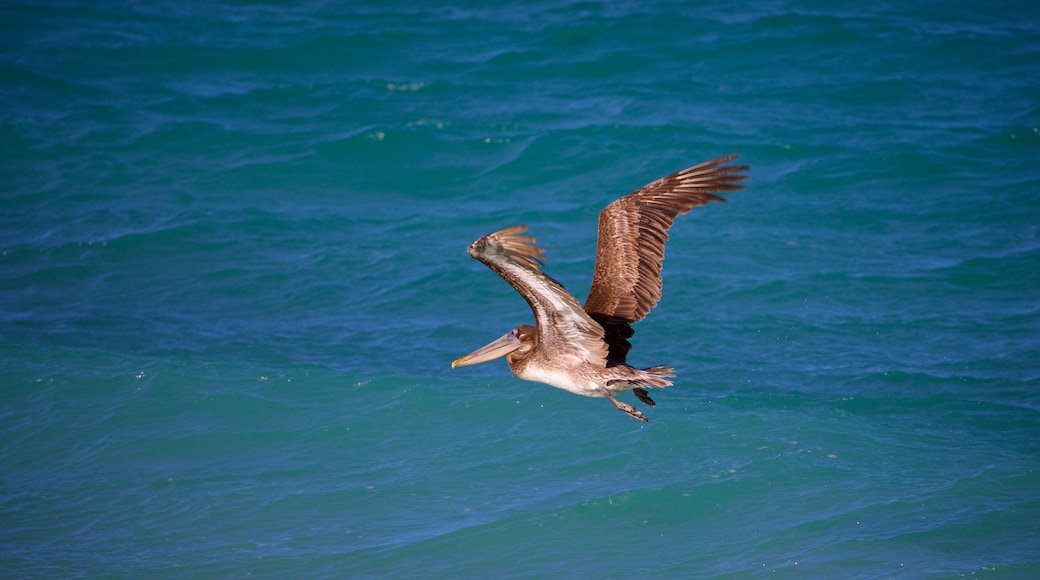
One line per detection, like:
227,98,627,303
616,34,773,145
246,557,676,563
606,364,674,389
639,365,675,388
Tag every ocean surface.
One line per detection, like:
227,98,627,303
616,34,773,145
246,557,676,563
3,0,1040,577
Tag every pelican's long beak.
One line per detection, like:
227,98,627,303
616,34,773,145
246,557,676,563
452,330,522,368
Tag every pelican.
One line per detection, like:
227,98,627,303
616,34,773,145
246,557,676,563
452,154,748,421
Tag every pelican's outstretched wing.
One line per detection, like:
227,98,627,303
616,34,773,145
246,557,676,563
468,225,609,367
583,154,749,363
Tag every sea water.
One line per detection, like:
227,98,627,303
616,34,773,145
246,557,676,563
3,1,1039,577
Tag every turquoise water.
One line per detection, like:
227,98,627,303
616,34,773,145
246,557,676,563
3,0,1040,577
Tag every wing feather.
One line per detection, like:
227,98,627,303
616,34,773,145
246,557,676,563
583,154,748,363
468,225,609,367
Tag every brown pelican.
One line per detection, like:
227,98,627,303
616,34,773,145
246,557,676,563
452,154,748,421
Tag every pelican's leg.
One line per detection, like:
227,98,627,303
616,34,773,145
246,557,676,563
599,389,648,422
633,388,656,407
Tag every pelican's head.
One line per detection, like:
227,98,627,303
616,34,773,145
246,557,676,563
452,324,537,368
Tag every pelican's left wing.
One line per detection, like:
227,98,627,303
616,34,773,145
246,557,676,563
467,225,609,367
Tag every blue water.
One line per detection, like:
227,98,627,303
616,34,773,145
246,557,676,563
3,1,1040,577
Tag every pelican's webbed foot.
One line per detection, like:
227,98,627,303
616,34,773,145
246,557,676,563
599,389,649,422
633,388,656,406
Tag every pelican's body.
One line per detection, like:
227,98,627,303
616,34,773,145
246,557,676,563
452,155,748,421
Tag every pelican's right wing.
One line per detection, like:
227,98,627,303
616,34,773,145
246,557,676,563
583,154,748,363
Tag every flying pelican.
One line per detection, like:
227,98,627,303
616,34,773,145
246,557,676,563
451,154,748,421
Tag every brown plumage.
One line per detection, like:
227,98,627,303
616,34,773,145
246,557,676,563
452,154,748,421
585,154,748,365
